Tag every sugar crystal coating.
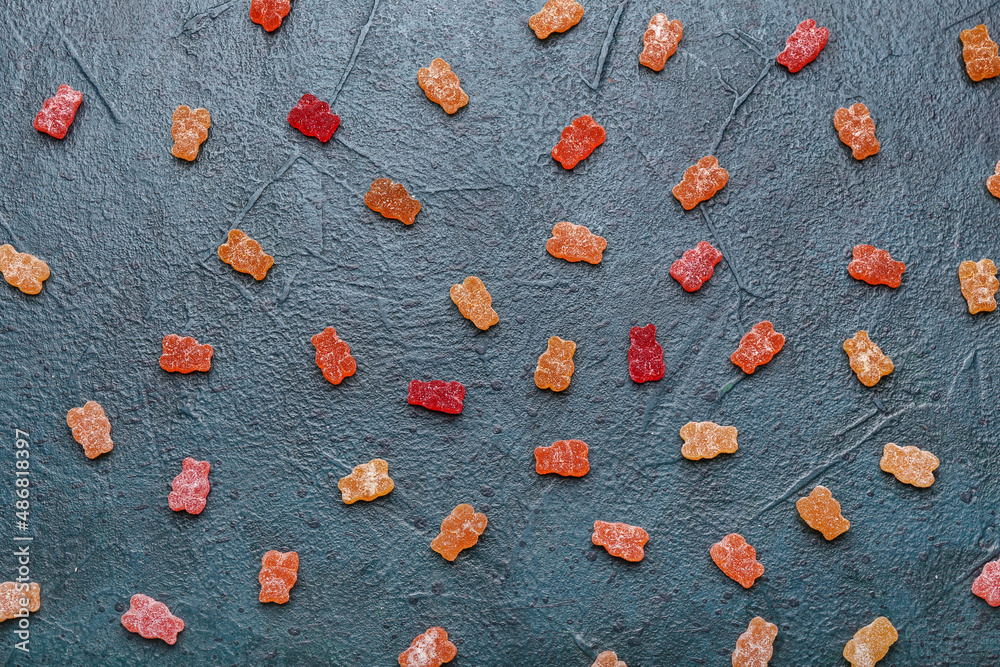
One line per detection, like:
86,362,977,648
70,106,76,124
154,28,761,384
33,84,83,139
680,421,738,461
66,401,113,459
534,439,590,477
880,443,939,488
250,0,290,32
843,331,893,387
418,58,469,115
159,334,213,373
670,241,722,292
592,521,649,562
988,161,1000,199
628,324,664,383
731,616,777,667
796,486,850,540
0,244,49,295
365,178,421,225
639,14,683,71
431,504,487,561
170,105,210,161
834,103,879,160
287,93,340,142
534,336,576,391
0,582,40,622
731,321,785,374
958,258,999,314
552,115,606,170
311,327,357,385
960,24,1000,81
972,558,1000,606
398,627,457,667
218,229,274,280
259,550,298,604
168,458,211,515
546,221,607,264
843,617,897,667
408,380,465,414
121,594,184,645
848,245,905,288
776,19,829,72
529,0,584,39
450,276,499,330
672,156,729,210
711,533,764,588
338,459,394,504
592,650,628,667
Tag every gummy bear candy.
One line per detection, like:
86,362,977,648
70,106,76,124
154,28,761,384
670,240,722,292
450,276,499,330
834,103,879,160
408,380,465,414
529,0,584,39
592,650,627,667
365,178,421,225
672,156,729,210
628,324,665,383
66,401,114,459
776,19,829,73
0,582,40,622
972,557,1000,606
960,24,1000,81
546,221,608,264
879,443,939,488
795,485,850,540
33,84,83,139
639,14,683,72
711,533,764,588
218,229,274,280
988,161,1000,199
250,0,290,31
170,105,210,161
431,504,487,561
259,550,299,604
731,616,777,667
338,458,394,504
159,334,213,373
680,421,738,461
848,245,905,288
843,617,897,667
311,327,357,385
287,93,340,142
730,321,785,374
398,627,457,667
168,457,211,515
592,521,649,562
958,258,999,314
121,594,185,645
418,58,469,115
0,244,49,295
534,336,576,391
534,439,590,477
842,331,893,387
552,115,606,170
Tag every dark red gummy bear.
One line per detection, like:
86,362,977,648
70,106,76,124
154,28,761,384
407,380,465,414
551,115,606,169
776,19,829,73
287,94,341,142
628,324,665,383
33,84,83,139
159,334,213,373
670,241,723,292
168,457,211,515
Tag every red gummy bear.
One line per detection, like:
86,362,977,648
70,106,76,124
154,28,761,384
628,324,665,383
776,19,829,73
408,380,465,414
398,627,458,667
847,244,906,288
259,550,299,604
311,327,357,385
250,0,290,31
711,533,765,588
121,594,185,645
730,321,785,374
159,334,213,373
670,241,723,292
972,557,1000,607
534,439,590,477
168,457,211,515
33,84,83,139
287,94,340,142
552,115,606,170
592,521,649,562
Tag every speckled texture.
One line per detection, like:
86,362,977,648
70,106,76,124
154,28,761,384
0,0,998,664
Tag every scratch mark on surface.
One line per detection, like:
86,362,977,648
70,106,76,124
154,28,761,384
947,348,978,402
720,28,770,59
237,152,300,224
332,0,380,105
709,58,771,154
700,208,758,296
717,373,745,398
580,0,628,90
177,1,235,36
277,269,298,304
56,27,122,124
944,0,1000,29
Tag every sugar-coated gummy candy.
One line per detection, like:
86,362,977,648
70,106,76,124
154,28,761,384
170,105,210,161
552,115,606,170
592,650,627,667
960,24,1000,81
311,327,357,385
418,58,469,115
731,616,777,667
958,258,999,314
795,486,849,540
0,244,49,295
398,627,457,667
628,324,664,383
843,331,893,387
250,0,290,32
338,458,394,504
408,380,465,414
120,594,184,645
848,245,905,288
988,161,1000,199
843,617,897,667
776,19,829,73
160,334,213,373
431,504,487,561
834,103,879,160
670,240,722,292
546,221,607,264
711,533,764,588
639,14,683,71
66,401,114,459
0,582,40,622
450,276,499,330
168,458,211,515
972,557,1000,606
287,93,340,142
218,229,274,280
33,84,83,139
880,443,939,488
592,521,649,562
731,321,784,374
534,439,589,477
672,156,729,210
680,421,737,461
534,336,576,392
529,0,584,39
259,550,299,604
365,178,421,225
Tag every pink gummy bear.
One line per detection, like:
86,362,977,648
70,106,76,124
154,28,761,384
973,558,1000,607
670,241,723,292
167,458,211,515
121,594,185,645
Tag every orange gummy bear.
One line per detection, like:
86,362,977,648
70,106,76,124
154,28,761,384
848,245,905,288
672,156,728,210
834,103,879,160
546,221,607,264
0,244,49,295
592,521,649,562
711,533,764,588
534,336,576,391
529,0,584,39
170,105,211,161
431,504,487,561
843,617,897,667
418,58,468,115
398,627,457,667
449,276,499,330
311,327,357,385
639,14,683,71
0,582,40,622
679,421,737,461
552,115,606,169
218,229,274,280
66,401,114,459
988,161,1000,199
365,178,421,225
958,258,999,314
250,0,290,32
843,331,893,387
338,459,394,504
880,443,939,488
796,486,850,540
731,321,785,374
731,616,777,667
534,439,590,477
160,334,213,373
592,650,627,667
960,24,1000,81
258,550,298,604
